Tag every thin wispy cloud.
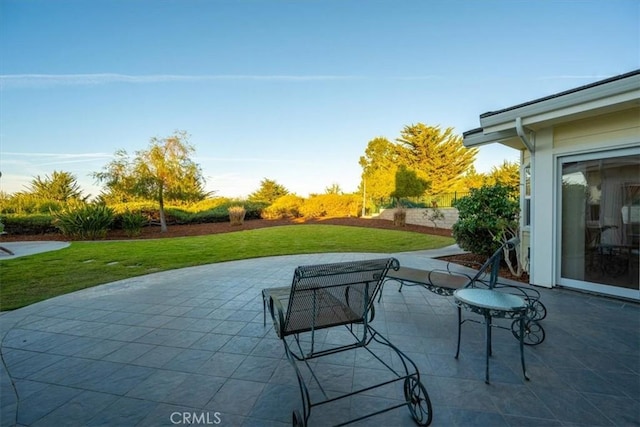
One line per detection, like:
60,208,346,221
196,155,314,165
535,75,613,80
2,152,113,166
0,73,442,89
3,152,112,159
0,73,363,89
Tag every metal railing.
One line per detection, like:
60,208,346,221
379,191,470,209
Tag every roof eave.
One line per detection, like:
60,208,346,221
479,73,640,133
463,127,525,150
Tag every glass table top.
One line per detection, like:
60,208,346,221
454,288,527,311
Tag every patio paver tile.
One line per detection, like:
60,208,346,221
1,252,638,427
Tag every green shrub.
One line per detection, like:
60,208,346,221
165,201,266,224
262,194,305,219
121,211,147,237
424,207,445,228
163,207,191,224
452,183,519,257
2,214,57,235
186,197,232,212
299,194,361,219
243,201,268,220
109,201,159,215
0,193,66,214
53,203,115,240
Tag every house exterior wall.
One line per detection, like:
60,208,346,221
525,106,640,290
529,127,555,288
553,109,640,151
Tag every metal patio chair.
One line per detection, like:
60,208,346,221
262,258,432,426
385,238,546,347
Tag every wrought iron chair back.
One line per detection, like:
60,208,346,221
466,237,519,290
280,258,397,337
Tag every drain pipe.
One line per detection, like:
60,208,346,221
515,117,534,153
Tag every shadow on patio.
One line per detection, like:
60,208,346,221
1,252,638,426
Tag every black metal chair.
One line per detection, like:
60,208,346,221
385,238,546,346
262,258,432,427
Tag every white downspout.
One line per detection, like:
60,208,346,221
516,117,535,284
515,117,534,153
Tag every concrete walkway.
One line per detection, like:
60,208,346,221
1,248,638,426
0,242,70,259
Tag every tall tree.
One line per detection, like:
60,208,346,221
27,170,86,202
324,183,343,195
458,165,488,191
487,160,520,188
248,178,289,204
396,124,478,195
391,165,430,206
359,137,400,204
94,131,207,232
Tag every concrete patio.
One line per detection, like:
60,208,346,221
1,250,638,426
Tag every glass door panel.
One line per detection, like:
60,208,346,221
560,152,639,299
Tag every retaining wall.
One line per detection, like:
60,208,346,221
376,207,459,230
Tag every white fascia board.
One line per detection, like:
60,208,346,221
520,90,640,128
479,75,640,133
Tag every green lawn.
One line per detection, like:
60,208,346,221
0,224,453,311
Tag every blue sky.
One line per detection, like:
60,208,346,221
1,0,638,199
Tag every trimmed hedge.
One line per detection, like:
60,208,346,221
1,195,366,236
298,194,361,219
2,214,58,235
261,194,305,219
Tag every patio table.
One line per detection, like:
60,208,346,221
454,288,529,384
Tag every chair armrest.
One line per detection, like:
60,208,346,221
267,294,287,339
427,269,472,290
466,277,492,289
492,281,541,300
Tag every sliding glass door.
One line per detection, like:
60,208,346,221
559,149,640,300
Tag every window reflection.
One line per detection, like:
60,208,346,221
561,154,639,290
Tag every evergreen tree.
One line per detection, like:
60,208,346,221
396,123,478,195
487,160,520,188
248,178,289,204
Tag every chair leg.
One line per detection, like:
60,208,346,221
487,314,493,357
455,306,462,359
262,291,266,327
485,314,491,384
519,317,530,381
